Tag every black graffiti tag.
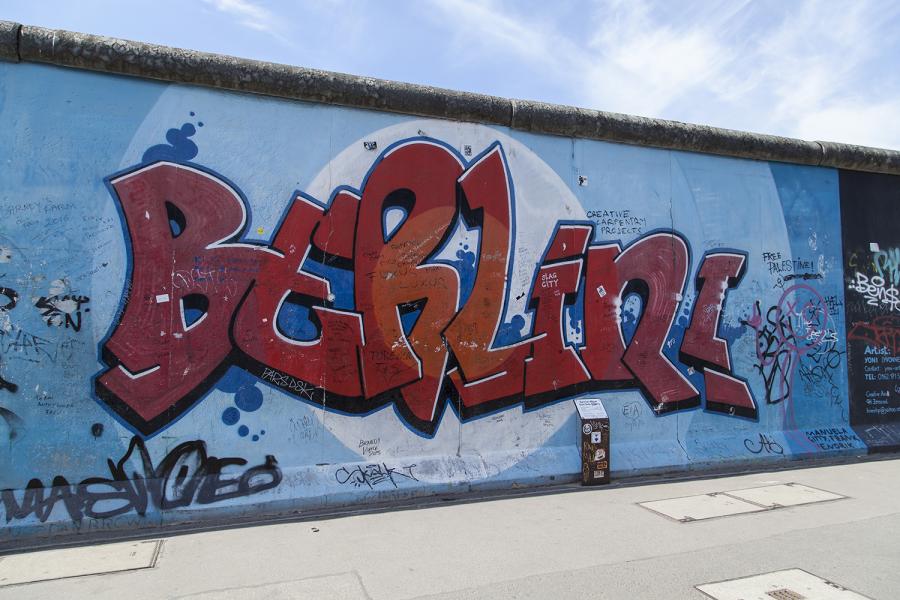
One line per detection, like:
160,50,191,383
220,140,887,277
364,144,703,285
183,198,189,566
1,436,281,523
334,463,418,489
743,433,784,455
0,287,18,393
34,294,90,332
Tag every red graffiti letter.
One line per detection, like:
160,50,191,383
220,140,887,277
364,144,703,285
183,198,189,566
616,233,699,413
445,146,531,409
580,244,633,383
680,253,757,418
354,142,462,427
524,226,592,398
97,162,261,434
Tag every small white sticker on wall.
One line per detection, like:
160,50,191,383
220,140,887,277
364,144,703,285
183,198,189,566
591,431,602,444
870,242,880,252
155,294,170,303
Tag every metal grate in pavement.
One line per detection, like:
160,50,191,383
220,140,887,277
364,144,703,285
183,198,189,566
766,589,806,600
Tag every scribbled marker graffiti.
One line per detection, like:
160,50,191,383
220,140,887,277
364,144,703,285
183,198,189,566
96,138,757,437
743,284,836,406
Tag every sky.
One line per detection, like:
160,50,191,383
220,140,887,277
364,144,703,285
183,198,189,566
5,0,900,149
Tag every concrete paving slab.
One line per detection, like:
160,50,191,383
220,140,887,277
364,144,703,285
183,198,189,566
724,484,845,508
1,458,898,600
696,568,871,600
409,512,900,599
0,539,161,588
639,492,766,522
175,572,369,600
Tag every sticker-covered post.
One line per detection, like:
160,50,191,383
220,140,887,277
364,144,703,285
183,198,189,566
574,398,611,485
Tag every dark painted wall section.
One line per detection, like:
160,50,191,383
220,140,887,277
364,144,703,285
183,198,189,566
841,171,900,449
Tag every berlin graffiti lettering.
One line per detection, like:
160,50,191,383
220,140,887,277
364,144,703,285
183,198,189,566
1,437,281,523
95,139,759,436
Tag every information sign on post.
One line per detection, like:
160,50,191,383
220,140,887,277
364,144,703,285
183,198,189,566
574,398,610,485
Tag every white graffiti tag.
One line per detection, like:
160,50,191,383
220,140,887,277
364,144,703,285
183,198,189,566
849,272,900,311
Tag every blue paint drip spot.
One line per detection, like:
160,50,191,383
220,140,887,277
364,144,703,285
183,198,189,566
142,123,199,163
221,407,240,426
252,435,259,441
235,385,263,412
238,425,249,437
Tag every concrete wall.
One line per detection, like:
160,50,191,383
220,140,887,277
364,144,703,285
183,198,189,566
2,24,900,546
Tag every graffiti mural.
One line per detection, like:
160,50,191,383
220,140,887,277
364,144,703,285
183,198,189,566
96,141,755,437
0,60,893,543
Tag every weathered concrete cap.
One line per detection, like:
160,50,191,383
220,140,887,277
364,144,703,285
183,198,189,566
819,141,900,173
4,19,900,175
16,24,511,126
511,99,826,165
0,21,20,62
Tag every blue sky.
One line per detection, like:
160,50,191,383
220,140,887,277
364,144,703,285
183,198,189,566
5,0,900,149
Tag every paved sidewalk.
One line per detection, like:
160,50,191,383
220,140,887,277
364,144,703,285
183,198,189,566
2,457,899,599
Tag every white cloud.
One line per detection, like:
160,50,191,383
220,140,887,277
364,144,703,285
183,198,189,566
427,0,900,148
793,99,900,151
201,0,298,48
582,0,746,117
204,0,276,31
429,0,588,75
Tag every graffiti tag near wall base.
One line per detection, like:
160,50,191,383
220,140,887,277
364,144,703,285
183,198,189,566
1,437,281,524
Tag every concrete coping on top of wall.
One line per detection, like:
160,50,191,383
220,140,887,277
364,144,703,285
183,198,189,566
2,19,900,175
